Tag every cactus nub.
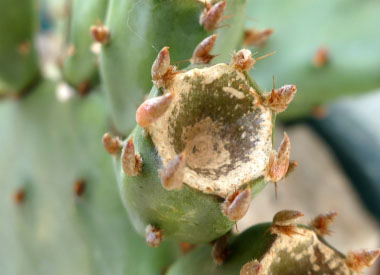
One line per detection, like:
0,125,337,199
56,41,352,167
270,210,304,236
90,23,109,44
151,47,177,88
145,225,163,248
12,188,26,204
121,138,142,176
199,1,227,31
265,133,291,194
221,188,251,221
73,179,86,197
264,84,297,114
160,152,186,190
136,92,174,128
240,260,261,275
243,28,274,47
345,249,380,273
191,34,218,64
102,133,122,155
310,211,338,236
211,234,229,265
312,47,329,68
231,49,255,72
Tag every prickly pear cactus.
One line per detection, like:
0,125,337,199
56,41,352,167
245,0,380,119
62,0,109,92
167,211,380,275
0,0,40,96
0,82,179,275
100,0,247,133
104,45,297,244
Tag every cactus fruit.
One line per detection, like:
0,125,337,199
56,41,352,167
100,0,247,133
106,46,297,244
167,210,380,275
0,81,179,274
62,0,109,93
0,0,40,96
245,0,380,120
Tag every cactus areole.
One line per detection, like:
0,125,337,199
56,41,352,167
114,49,295,244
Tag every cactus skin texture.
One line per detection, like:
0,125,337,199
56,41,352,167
0,0,40,96
0,81,179,275
100,0,246,133
63,0,109,93
245,0,380,120
167,211,380,275
110,47,297,244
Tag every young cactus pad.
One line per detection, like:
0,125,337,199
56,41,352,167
167,210,380,275
106,47,297,244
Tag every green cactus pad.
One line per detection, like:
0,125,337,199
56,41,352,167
167,223,352,275
63,0,109,91
100,0,247,134
0,0,40,95
0,81,178,275
114,62,287,243
246,0,380,120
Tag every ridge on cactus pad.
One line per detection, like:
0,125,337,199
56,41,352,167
105,46,297,244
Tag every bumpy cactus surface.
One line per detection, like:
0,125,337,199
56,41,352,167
105,45,297,244
167,211,380,275
0,82,178,275
100,0,247,133
245,0,380,120
0,0,40,96
1,0,380,274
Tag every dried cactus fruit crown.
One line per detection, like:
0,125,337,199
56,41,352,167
112,47,296,244
148,63,273,197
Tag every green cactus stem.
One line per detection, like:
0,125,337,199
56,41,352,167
100,0,247,133
167,210,380,275
0,0,40,96
0,80,179,275
63,0,109,94
245,0,380,120
107,47,297,244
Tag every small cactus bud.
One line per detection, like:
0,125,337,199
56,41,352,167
273,210,303,226
199,1,226,31
264,85,297,113
73,179,86,197
221,188,251,221
312,47,328,68
179,242,197,254
160,152,186,190
102,133,122,155
90,23,109,44
191,34,217,64
265,133,291,183
310,211,338,236
270,210,303,237
145,225,163,248
243,28,274,47
121,138,142,176
231,49,255,71
211,234,229,265
77,81,90,96
345,249,380,273
18,41,30,55
151,47,177,88
240,259,261,275
152,47,171,81
136,92,174,128
12,188,25,204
